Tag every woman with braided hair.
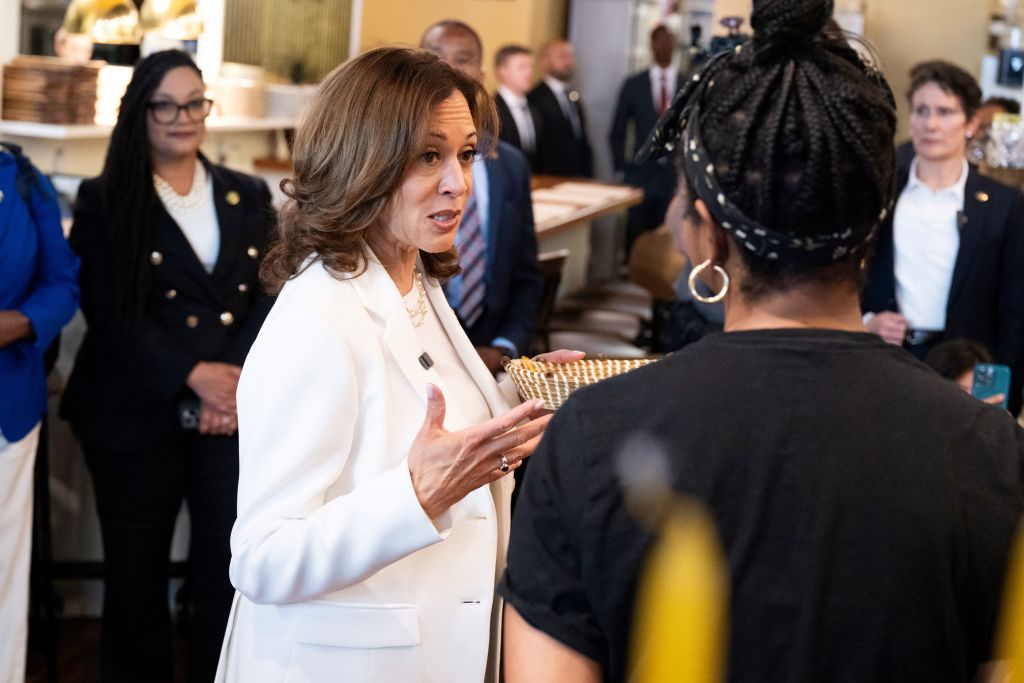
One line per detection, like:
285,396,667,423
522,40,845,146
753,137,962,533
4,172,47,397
499,0,1024,681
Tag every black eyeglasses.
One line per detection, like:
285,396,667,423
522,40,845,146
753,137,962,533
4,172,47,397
146,98,214,124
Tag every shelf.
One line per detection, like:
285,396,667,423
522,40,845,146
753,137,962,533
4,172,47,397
0,116,298,140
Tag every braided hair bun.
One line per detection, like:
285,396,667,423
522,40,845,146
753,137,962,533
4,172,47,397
751,0,833,52
682,0,896,298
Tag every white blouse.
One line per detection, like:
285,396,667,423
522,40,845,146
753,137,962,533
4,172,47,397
155,161,220,273
403,281,492,428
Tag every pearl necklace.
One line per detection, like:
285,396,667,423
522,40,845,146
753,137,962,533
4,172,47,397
404,273,428,327
154,160,207,212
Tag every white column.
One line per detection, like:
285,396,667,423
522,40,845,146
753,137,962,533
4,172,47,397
349,0,363,58
196,0,224,77
0,0,19,119
0,0,18,63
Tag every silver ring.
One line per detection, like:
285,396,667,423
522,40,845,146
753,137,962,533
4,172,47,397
499,454,510,473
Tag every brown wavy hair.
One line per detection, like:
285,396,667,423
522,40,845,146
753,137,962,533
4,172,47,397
261,46,498,293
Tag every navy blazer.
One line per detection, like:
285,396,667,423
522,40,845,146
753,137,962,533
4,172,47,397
494,92,540,172
462,141,542,355
0,148,79,442
528,81,593,178
863,162,1024,410
61,160,275,448
609,68,685,173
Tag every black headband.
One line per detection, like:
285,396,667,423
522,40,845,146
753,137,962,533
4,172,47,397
636,46,885,266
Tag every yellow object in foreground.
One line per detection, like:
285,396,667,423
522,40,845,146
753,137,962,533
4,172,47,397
629,501,728,683
994,524,1024,681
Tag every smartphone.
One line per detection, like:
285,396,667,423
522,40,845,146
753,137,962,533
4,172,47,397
178,399,201,430
972,363,1011,409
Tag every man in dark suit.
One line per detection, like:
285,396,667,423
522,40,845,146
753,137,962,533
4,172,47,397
528,39,593,178
494,44,541,171
421,20,543,373
610,25,684,253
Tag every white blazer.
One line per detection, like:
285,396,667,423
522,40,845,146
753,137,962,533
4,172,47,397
215,256,514,683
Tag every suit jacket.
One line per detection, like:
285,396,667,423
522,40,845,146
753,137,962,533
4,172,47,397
494,92,540,171
863,162,1024,410
609,69,686,237
0,148,79,442
528,80,593,178
609,68,685,173
462,141,542,355
60,160,275,449
216,256,514,683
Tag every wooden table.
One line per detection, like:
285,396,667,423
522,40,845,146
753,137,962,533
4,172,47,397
530,175,643,294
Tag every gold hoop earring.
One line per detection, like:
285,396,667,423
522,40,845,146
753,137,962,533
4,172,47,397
688,259,730,304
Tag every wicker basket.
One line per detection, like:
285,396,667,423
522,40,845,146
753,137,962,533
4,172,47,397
503,357,657,409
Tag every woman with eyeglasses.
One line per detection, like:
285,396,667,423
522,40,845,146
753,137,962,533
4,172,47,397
61,49,275,682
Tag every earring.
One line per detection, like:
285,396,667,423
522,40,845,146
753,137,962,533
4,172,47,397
688,259,730,304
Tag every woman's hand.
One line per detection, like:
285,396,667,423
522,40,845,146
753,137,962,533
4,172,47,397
409,385,550,519
199,401,237,436
187,362,242,413
533,349,585,363
864,311,908,346
0,310,32,348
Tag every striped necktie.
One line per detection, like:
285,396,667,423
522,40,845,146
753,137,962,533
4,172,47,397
457,195,486,327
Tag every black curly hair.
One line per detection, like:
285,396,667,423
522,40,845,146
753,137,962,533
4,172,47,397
681,0,897,300
99,49,202,320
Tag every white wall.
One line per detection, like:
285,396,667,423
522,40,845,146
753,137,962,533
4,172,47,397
1,0,20,118
569,0,634,280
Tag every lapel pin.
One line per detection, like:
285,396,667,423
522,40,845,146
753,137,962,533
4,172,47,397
150,251,163,265
226,190,241,206
568,90,580,103
975,191,989,203
246,246,259,259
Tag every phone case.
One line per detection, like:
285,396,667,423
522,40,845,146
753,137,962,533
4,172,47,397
972,363,1011,409
178,399,201,430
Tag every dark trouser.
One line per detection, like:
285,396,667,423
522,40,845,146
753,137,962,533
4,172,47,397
624,161,677,257
83,431,239,683
902,330,943,362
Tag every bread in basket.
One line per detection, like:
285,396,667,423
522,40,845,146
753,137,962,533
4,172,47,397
503,356,657,409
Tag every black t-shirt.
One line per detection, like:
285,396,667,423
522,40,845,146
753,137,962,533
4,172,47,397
499,329,1024,682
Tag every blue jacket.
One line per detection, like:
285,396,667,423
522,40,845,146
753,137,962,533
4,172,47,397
463,142,542,355
0,146,80,442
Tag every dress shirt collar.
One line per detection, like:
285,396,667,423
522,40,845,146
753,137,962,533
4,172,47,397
905,157,969,203
649,63,674,83
498,86,528,109
544,75,569,96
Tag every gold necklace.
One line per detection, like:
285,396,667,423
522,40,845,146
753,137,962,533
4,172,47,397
404,273,427,327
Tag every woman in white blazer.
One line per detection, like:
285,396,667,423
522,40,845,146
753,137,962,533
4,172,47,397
215,47,577,683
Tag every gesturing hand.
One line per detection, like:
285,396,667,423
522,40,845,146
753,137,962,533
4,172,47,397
186,362,242,413
409,385,550,520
